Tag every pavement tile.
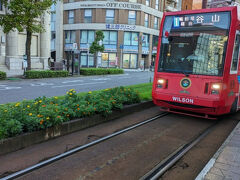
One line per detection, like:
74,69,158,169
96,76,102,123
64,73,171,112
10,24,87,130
208,167,223,176
205,172,224,180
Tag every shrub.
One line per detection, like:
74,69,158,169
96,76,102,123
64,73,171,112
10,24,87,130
25,70,69,79
80,68,124,75
0,87,140,140
0,71,6,80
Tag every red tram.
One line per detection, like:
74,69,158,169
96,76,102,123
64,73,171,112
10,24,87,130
152,6,240,118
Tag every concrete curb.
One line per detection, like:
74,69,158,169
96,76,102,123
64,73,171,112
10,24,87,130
0,101,154,155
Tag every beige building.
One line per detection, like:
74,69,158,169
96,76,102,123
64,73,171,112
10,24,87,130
0,3,51,77
51,0,181,70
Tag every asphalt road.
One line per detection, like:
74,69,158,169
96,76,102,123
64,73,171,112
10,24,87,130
0,71,154,104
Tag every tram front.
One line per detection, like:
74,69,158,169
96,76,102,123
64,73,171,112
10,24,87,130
152,8,238,117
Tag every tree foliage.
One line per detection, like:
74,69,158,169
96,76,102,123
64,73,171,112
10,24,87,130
89,30,105,54
0,0,57,70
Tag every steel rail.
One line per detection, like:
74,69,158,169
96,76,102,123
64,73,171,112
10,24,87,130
1,113,168,180
140,122,217,180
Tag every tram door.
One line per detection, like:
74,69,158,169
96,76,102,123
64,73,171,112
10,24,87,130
232,31,240,109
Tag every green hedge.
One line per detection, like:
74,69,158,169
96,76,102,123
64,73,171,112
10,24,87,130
0,71,6,80
80,68,124,75
0,87,140,140
25,70,69,79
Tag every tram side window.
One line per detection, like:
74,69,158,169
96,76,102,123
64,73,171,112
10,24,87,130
231,34,240,71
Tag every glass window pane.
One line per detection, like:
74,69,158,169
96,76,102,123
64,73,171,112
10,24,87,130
81,53,87,66
128,11,136,19
129,0,137,2
110,31,117,45
88,31,95,44
155,0,159,9
130,54,137,68
131,33,138,46
231,35,240,71
123,54,130,68
102,53,109,67
142,34,149,47
106,10,114,17
81,31,87,43
70,31,76,43
89,55,94,66
109,53,116,67
103,31,109,44
145,14,149,27
85,9,92,17
69,11,74,18
65,31,70,43
124,32,131,45
146,0,150,6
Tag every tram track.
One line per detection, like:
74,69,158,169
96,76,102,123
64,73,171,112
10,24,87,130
140,121,218,180
1,112,169,180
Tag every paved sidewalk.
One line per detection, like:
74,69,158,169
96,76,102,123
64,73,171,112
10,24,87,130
196,121,240,180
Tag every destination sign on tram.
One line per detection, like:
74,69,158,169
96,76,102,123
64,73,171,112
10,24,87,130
173,12,230,29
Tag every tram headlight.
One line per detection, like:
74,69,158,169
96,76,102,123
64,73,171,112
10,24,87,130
157,78,167,88
211,83,221,95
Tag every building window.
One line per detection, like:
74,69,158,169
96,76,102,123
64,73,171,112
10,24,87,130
106,10,114,24
129,0,137,2
142,34,149,47
155,0,159,9
84,9,92,23
124,32,138,46
102,53,117,67
68,10,74,24
80,52,94,67
65,31,76,44
128,11,136,25
80,30,95,44
154,17,158,29
123,54,137,69
145,14,149,27
69,0,74,2
103,31,117,45
146,0,150,6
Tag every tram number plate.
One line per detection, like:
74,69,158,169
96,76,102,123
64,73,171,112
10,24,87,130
172,96,194,104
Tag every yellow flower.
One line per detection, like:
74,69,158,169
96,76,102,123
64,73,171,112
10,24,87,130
27,105,30,108
88,91,92,94
54,96,58,99
69,93,72,95
37,114,41,117
15,103,20,107
39,100,42,103
4,110,7,112
46,117,50,120
29,113,33,116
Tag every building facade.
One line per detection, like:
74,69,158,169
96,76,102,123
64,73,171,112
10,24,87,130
0,3,51,77
51,0,182,71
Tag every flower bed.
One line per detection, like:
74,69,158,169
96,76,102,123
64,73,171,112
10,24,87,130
25,70,69,79
0,87,140,140
80,68,124,75
0,71,6,80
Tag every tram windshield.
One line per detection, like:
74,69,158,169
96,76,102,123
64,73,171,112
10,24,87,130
158,12,230,76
